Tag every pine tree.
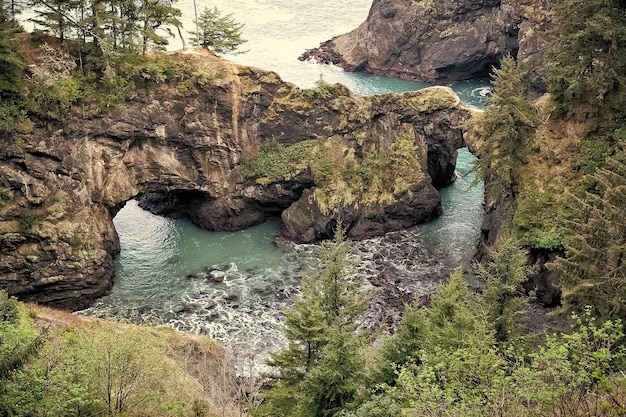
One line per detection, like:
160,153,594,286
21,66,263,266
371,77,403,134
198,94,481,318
551,150,626,321
259,227,369,417
546,0,626,116
136,0,181,53
189,6,246,54
297,326,366,417
472,55,536,202
477,237,530,344
0,8,23,101
371,271,492,389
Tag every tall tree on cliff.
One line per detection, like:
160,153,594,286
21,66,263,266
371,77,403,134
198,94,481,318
189,6,246,54
472,55,536,202
0,6,23,101
551,148,626,321
258,227,369,417
546,0,626,117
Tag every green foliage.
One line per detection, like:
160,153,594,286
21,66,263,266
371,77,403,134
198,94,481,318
98,73,136,112
349,278,626,416
0,291,44,383
241,138,317,185
510,309,626,416
0,11,24,102
302,78,333,101
297,326,366,417
19,207,37,231
472,55,536,202
546,0,626,117
0,100,31,134
260,228,369,417
550,149,626,321
189,6,246,54
177,69,217,96
25,75,82,120
136,0,182,53
1,304,225,416
370,272,491,389
512,186,565,250
477,237,530,344
111,51,178,83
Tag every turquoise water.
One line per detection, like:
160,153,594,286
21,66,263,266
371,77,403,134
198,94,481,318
83,0,487,366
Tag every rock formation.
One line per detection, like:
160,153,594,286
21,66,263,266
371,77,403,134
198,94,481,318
0,51,471,309
300,0,550,89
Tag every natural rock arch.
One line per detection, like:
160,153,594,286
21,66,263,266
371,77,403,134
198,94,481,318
0,53,472,309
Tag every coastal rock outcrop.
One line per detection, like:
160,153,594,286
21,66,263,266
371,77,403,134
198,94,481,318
0,51,471,309
300,0,550,88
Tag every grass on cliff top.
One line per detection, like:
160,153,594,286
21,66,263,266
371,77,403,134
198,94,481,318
1,297,241,417
396,86,460,113
241,132,426,215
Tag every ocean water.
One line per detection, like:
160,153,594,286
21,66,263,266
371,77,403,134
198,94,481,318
80,0,487,368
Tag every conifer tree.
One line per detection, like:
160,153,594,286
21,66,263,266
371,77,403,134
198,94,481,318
189,6,246,54
0,7,23,101
546,0,626,116
371,271,492,389
477,237,530,344
259,227,369,417
472,55,536,202
551,149,626,321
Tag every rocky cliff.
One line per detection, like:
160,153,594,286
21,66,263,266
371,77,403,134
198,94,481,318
300,0,550,88
0,51,471,309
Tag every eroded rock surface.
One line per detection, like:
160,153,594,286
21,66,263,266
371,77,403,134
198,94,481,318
301,0,550,88
0,52,470,308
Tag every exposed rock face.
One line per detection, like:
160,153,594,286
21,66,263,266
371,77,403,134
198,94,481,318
300,0,550,88
0,52,471,309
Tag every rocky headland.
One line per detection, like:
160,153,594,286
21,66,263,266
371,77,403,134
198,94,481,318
0,50,472,309
300,0,550,91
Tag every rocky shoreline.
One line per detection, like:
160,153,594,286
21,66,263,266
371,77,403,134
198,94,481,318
300,0,550,93
0,51,473,309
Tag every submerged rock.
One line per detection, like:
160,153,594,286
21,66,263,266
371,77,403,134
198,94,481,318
206,269,226,283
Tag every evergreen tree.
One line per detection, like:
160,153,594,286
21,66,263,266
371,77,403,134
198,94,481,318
546,0,626,116
29,0,81,42
259,227,369,417
477,237,530,344
472,55,536,202
137,0,181,53
297,326,366,417
0,8,23,101
0,292,45,382
370,271,492,389
551,149,626,321
370,300,425,387
189,6,246,54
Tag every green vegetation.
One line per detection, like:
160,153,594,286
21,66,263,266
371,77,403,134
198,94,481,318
242,131,426,215
256,227,369,417
471,55,536,203
550,150,626,321
546,0,626,118
255,235,626,416
189,6,246,54
0,0,245,128
0,291,241,417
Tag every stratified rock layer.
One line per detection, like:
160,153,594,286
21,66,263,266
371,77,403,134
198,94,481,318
0,51,470,309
